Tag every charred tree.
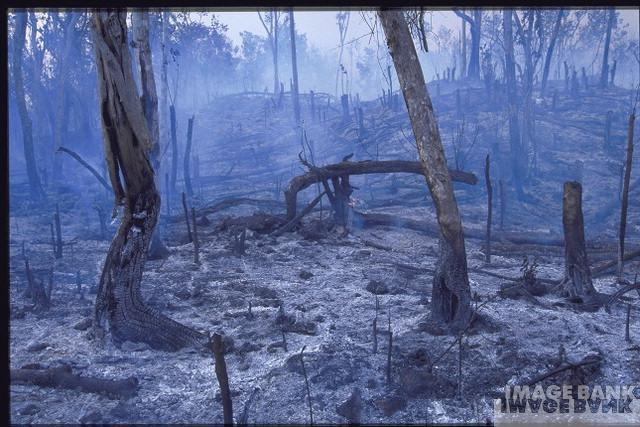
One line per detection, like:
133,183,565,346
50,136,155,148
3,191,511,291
503,9,526,200
600,9,616,89
170,104,178,194
183,115,195,198
454,9,481,79
561,182,597,300
91,11,205,351
540,9,564,97
379,9,472,327
52,13,81,183
289,9,301,127
12,12,45,200
485,154,493,263
618,110,635,281
258,10,282,96
133,10,169,260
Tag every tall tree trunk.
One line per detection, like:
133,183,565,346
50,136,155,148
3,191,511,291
52,13,81,183
600,8,616,89
379,9,472,328
461,15,467,79
289,9,301,127
468,9,481,78
540,9,564,96
183,115,195,198
618,111,635,281
503,9,525,200
12,12,44,200
562,181,596,300
133,10,169,260
160,12,169,155
91,11,205,351
274,12,280,96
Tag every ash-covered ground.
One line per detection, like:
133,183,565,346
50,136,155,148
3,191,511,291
9,80,640,424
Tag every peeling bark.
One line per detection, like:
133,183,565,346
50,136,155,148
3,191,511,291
91,11,206,351
379,10,471,328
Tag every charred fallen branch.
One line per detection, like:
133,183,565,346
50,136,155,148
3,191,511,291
168,197,284,223
284,159,478,220
11,365,139,399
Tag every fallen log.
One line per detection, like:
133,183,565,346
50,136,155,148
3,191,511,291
354,211,565,246
56,147,112,192
11,365,138,399
525,353,602,387
592,248,640,277
168,198,284,223
284,159,478,219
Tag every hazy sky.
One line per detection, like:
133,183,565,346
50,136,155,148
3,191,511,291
215,8,640,52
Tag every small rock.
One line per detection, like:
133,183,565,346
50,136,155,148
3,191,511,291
26,342,49,352
374,394,407,416
366,280,389,295
336,388,363,423
299,270,314,280
73,317,92,331
17,403,40,415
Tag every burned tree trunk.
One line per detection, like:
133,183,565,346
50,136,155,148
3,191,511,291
562,182,596,299
485,154,493,263
91,11,205,351
540,9,564,97
379,10,472,327
52,13,81,183
12,12,45,200
133,10,169,260
289,9,301,127
170,104,178,194
618,111,635,281
503,9,526,200
599,9,615,89
183,115,195,198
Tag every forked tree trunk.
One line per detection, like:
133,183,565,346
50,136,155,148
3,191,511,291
562,181,596,299
12,12,45,200
91,11,205,351
379,10,472,327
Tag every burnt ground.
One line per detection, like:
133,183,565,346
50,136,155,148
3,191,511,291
9,78,640,424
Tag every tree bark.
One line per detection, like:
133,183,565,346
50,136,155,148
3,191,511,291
12,12,45,200
379,9,472,328
170,104,178,194
503,9,526,200
540,9,564,97
562,181,596,299
618,111,635,281
91,11,205,351
600,9,616,89
284,159,477,220
289,9,301,127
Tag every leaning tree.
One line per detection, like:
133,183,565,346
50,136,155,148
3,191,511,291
90,10,205,351
379,9,472,328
